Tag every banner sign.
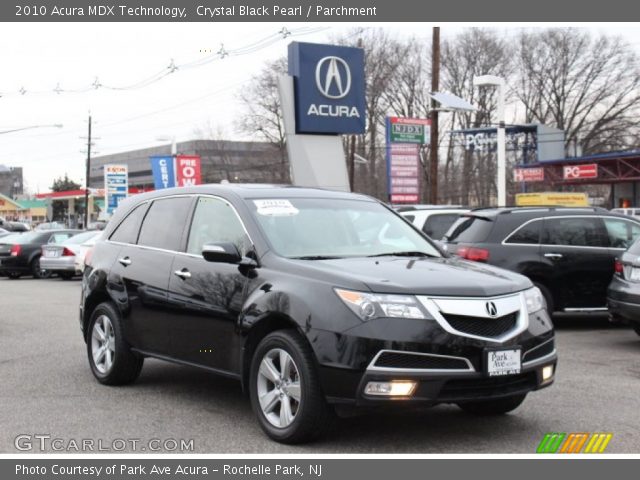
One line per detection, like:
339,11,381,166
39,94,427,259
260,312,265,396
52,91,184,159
150,155,176,189
288,42,366,134
388,117,431,144
176,155,202,187
104,164,128,215
514,167,545,182
387,144,420,204
563,163,598,180
149,155,201,189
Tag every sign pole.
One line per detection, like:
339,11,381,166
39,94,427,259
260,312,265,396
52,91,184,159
84,114,91,230
429,27,440,204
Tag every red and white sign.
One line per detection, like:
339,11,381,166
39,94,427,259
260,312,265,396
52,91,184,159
514,167,545,183
563,163,598,180
388,144,420,203
390,194,420,203
175,155,202,187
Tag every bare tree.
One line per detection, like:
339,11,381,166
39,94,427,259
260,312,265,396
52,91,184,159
515,28,640,155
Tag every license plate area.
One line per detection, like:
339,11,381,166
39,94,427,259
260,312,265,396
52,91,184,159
485,348,521,377
629,267,640,282
44,250,60,258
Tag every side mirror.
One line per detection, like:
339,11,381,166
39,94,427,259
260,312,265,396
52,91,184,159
202,242,242,264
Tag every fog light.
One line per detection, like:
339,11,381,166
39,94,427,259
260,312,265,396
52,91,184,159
542,365,554,382
365,381,417,397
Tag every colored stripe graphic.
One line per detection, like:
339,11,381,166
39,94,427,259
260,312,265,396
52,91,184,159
538,433,612,453
537,433,566,453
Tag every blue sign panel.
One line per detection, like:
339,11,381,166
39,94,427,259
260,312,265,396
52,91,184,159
288,42,366,135
104,165,128,216
150,155,176,189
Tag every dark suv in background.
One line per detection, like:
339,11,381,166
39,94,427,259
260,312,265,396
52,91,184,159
443,207,640,314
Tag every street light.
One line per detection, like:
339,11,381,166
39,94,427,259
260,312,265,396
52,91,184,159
0,124,63,135
473,75,506,207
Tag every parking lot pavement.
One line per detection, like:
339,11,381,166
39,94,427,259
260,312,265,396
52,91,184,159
1,277,639,454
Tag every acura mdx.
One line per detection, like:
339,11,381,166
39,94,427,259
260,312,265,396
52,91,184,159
80,185,556,443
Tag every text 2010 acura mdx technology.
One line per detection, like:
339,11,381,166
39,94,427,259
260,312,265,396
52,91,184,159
80,185,556,443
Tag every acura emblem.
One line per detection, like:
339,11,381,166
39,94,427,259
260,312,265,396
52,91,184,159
485,301,498,317
315,56,351,99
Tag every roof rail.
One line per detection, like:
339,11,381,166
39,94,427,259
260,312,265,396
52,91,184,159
469,205,607,214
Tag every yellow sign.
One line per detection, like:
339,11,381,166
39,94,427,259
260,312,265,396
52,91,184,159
515,192,589,207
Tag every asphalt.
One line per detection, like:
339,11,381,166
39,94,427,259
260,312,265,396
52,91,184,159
1,277,639,453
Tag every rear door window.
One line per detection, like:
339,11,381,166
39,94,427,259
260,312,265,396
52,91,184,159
138,197,193,252
110,203,149,244
445,215,494,243
603,217,640,249
542,217,608,247
423,213,461,240
505,219,542,245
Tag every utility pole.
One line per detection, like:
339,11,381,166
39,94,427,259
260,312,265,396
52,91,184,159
84,114,92,230
348,37,363,192
429,27,440,204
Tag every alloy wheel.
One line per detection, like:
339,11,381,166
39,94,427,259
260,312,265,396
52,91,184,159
256,348,302,428
91,315,116,374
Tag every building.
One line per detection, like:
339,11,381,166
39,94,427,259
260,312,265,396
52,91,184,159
0,193,47,223
89,140,288,190
0,165,24,198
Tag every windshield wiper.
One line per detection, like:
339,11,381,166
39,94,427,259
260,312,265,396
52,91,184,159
367,251,437,258
290,255,344,260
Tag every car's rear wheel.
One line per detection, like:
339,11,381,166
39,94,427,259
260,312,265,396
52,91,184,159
30,256,51,279
533,282,554,314
87,302,143,385
249,330,331,444
457,393,527,415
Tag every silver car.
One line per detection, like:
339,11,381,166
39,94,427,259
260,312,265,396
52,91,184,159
40,231,101,279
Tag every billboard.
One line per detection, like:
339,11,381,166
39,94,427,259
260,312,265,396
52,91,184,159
514,167,545,183
104,164,128,215
388,117,431,144
149,155,201,189
387,144,420,204
563,163,598,180
288,42,366,134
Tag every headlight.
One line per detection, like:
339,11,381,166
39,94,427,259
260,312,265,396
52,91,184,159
524,287,546,313
335,288,428,321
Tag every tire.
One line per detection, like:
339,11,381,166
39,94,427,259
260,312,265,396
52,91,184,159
87,302,143,385
632,323,640,337
249,330,332,444
534,282,554,315
59,272,74,280
457,394,527,415
30,256,51,279
7,272,21,279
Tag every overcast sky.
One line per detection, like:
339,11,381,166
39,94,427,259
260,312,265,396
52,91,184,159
2,22,640,193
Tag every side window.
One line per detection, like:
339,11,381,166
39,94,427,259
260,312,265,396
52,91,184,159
505,219,541,245
110,203,149,244
604,218,640,249
423,214,460,239
138,197,193,251
187,197,249,256
543,217,608,247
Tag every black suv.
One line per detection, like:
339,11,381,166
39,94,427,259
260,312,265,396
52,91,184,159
80,185,556,443
444,207,640,314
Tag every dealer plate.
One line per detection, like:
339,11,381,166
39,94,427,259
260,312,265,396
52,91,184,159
486,348,521,377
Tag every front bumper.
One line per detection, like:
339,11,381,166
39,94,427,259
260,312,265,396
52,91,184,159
0,255,29,273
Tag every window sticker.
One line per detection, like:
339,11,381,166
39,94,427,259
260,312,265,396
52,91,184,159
254,199,299,216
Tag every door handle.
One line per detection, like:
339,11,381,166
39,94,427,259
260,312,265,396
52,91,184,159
118,257,132,266
174,269,192,279
544,253,563,259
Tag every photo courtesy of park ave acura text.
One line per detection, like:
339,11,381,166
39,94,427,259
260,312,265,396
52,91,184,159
0,0,639,466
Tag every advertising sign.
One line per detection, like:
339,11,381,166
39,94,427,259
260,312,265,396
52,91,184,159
387,144,420,203
150,155,176,189
563,163,598,180
175,155,202,187
515,192,589,207
514,167,545,182
104,164,128,215
388,117,431,144
288,41,366,134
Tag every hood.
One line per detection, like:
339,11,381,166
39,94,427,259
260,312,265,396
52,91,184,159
288,256,532,297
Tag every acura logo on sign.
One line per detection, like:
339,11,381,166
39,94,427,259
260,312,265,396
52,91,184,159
315,56,351,99
485,301,498,317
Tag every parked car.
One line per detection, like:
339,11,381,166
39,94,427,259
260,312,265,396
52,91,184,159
0,229,81,279
399,206,470,240
74,232,101,273
40,230,102,279
81,185,556,444
608,237,640,336
0,227,10,238
443,206,640,314
35,221,67,231
0,220,30,232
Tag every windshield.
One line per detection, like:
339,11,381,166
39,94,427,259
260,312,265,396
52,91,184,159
249,198,441,259
63,231,99,245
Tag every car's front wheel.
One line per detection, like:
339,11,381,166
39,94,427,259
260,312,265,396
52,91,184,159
30,256,51,279
87,302,143,385
249,330,331,444
457,394,527,415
